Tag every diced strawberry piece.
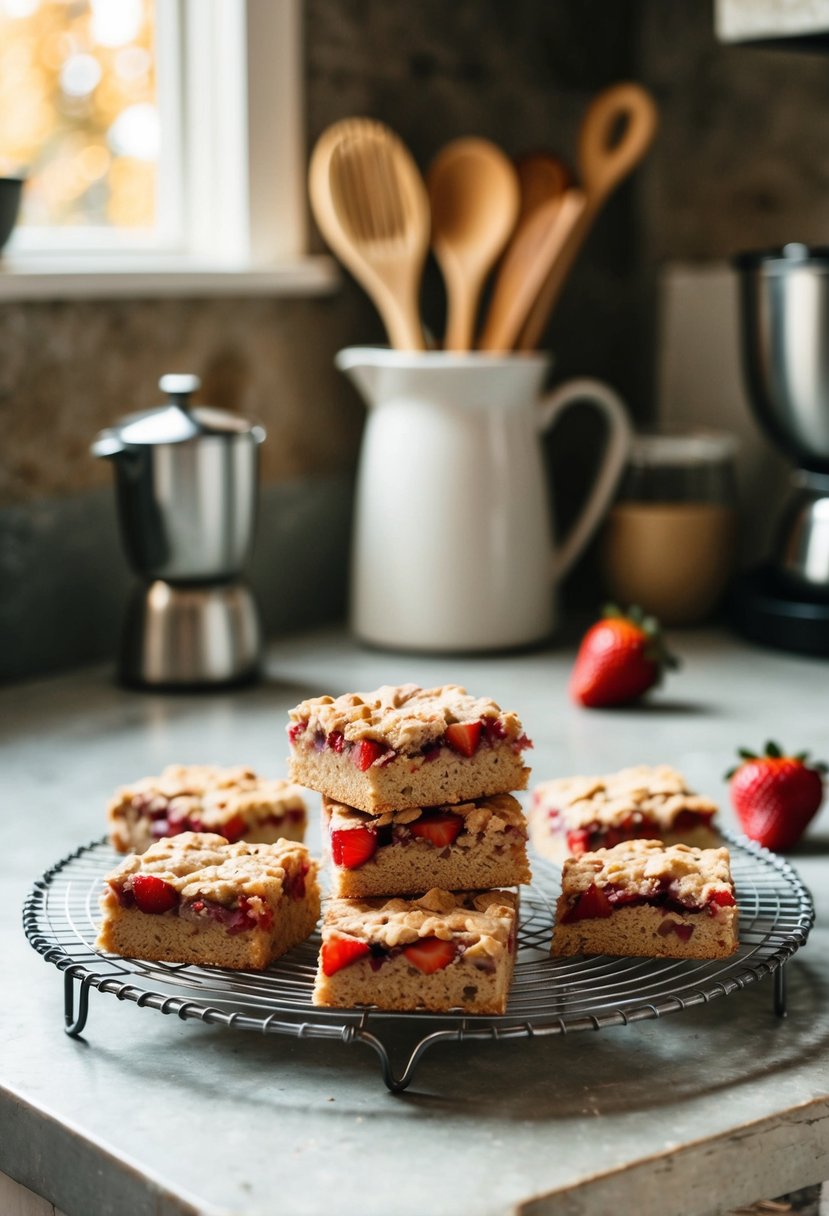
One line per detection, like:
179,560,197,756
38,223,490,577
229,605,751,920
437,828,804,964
403,936,456,974
707,888,737,909
657,918,694,942
321,936,371,976
287,721,307,746
566,828,592,856
331,825,377,869
562,882,614,923
677,810,716,835
445,722,482,757
484,717,507,742
351,739,385,771
131,874,179,914
327,730,345,753
220,813,246,844
409,811,462,848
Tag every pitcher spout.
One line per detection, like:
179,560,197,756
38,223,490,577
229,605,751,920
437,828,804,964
334,347,386,407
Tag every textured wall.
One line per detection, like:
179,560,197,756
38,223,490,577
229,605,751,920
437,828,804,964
637,0,829,261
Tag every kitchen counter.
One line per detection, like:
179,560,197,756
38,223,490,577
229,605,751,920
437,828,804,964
2,626,828,1216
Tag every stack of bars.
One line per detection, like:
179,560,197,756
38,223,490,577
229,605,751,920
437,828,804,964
287,683,534,1015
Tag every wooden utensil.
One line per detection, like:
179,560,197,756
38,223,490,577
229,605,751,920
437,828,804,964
308,118,430,350
427,137,520,351
516,82,658,351
514,151,571,226
478,187,587,352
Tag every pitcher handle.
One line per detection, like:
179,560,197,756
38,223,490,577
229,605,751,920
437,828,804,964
537,377,631,580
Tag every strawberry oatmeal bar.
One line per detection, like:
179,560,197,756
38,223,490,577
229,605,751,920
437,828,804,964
551,839,739,960
287,684,531,814
107,764,307,854
98,832,320,970
530,765,719,863
324,792,531,898
313,888,518,1014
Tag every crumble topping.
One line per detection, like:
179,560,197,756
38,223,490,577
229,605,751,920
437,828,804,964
561,840,734,906
534,765,718,831
287,684,524,752
104,832,315,906
323,792,526,835
323,888,517,959
109,765,306,824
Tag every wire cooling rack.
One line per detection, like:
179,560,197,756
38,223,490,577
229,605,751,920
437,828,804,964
23,834,814,1091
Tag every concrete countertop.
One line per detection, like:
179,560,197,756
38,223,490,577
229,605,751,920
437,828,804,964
2,626,828,1216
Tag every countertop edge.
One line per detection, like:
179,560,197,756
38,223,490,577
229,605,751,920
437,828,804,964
517,1096,829,1216
0,1083,228,1216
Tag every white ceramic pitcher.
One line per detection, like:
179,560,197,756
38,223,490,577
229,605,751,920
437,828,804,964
337,347,631,652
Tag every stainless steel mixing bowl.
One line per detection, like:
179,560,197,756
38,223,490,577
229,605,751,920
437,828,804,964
735,245,829,472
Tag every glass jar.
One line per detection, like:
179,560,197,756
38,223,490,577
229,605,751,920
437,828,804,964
600,432,739,625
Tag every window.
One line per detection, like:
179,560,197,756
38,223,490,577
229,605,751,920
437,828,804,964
0,0,163,240
0,0,335,297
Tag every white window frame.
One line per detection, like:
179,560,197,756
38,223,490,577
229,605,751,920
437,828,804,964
0,0,336,299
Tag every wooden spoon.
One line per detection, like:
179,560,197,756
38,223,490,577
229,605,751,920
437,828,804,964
427,138,520,351
308,117,430,350
516,83,658,351
514,151,571,227
478,187,587,352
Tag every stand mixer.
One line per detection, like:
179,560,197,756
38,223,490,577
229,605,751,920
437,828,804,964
732,244,829,656
92,374,266,687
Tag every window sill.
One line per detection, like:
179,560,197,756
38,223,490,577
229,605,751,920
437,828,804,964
0,253,340,301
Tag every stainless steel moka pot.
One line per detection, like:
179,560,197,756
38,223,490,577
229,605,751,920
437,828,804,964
733,244,829,654
92,374,266,686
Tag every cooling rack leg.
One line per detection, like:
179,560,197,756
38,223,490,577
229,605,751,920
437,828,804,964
774,965,787,1018
353,1027,461,1093
64,972,91,1037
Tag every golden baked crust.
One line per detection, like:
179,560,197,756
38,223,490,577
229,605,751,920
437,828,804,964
107,765,306,854
290,745,529,815
313,889,519,1013
97,833,321,970
102,831,313,905
560,839,734,906
324,791,526,832
323,888,516,960
533,765,718,832
552,840,738,961
288,683,524,752
323,794,531,898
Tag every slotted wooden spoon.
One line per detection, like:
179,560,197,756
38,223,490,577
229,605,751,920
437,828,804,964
427,137,520,351
309,118,430,350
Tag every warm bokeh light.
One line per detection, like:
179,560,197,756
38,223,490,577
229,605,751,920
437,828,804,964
0,0,157,230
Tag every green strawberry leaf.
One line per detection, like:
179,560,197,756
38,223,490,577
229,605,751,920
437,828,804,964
764,740,783,759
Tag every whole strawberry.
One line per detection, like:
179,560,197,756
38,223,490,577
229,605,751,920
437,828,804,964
570,605,679,709
727,742,825,852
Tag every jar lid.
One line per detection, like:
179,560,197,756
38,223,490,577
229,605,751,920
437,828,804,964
630,432,738,466
103,375,265,448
